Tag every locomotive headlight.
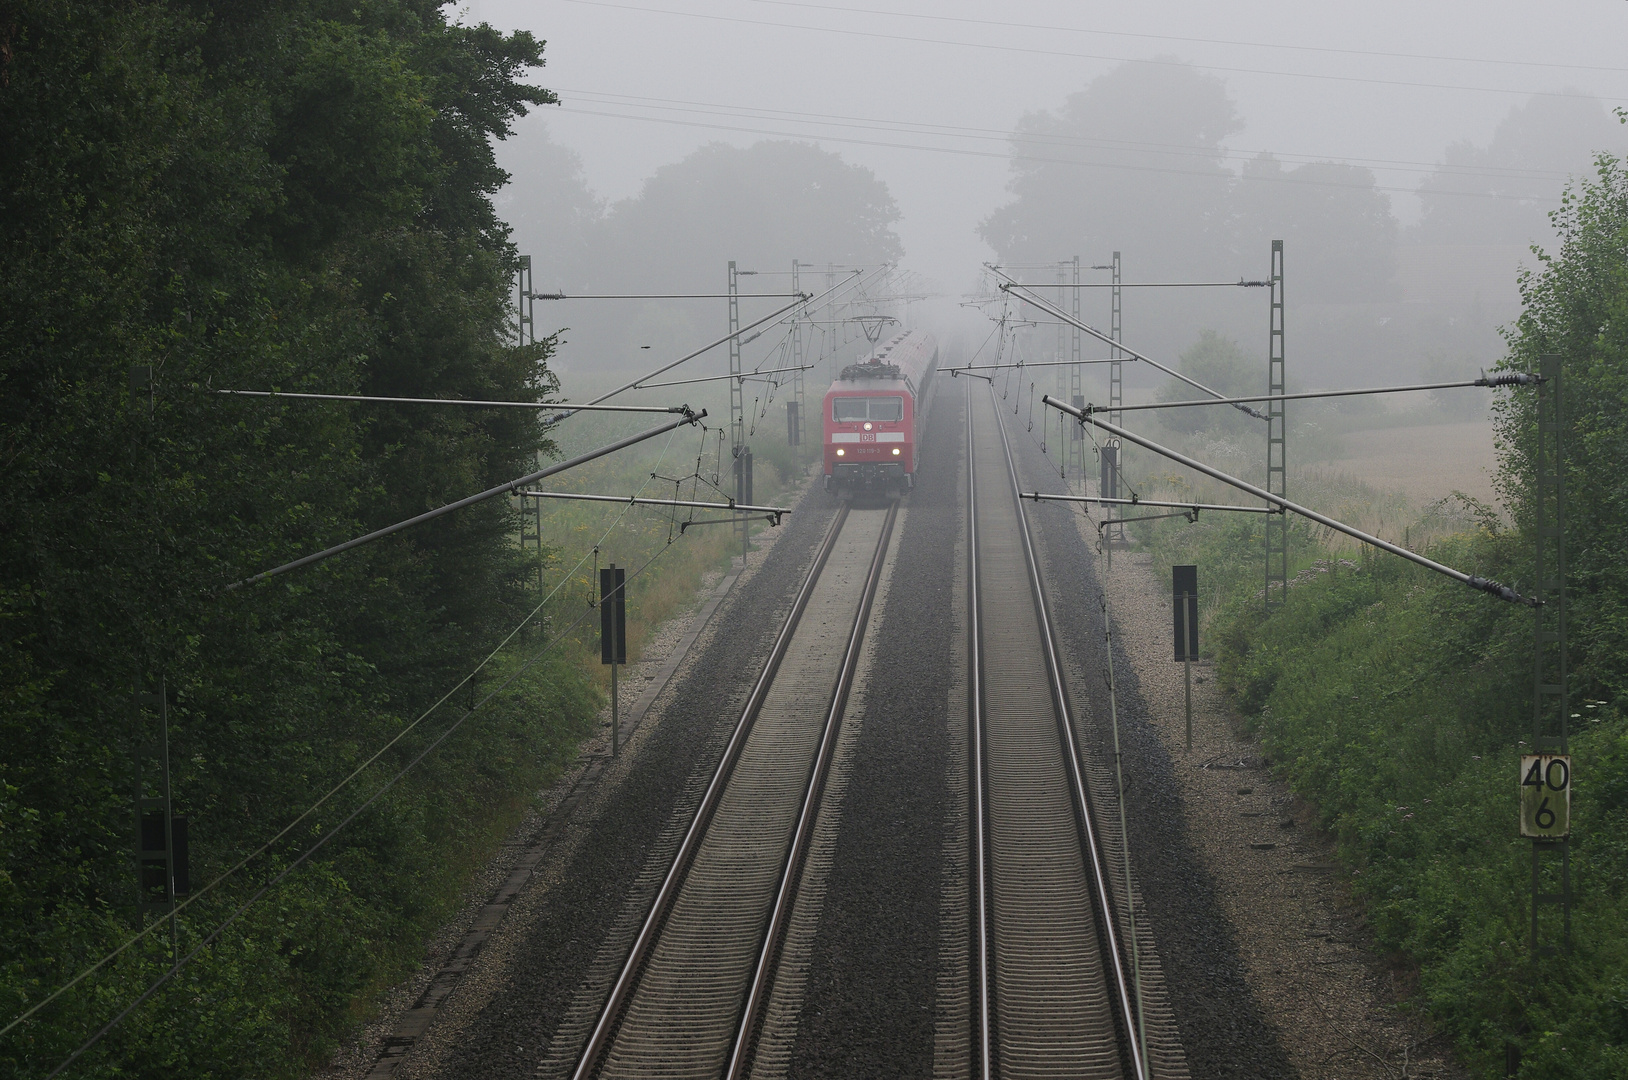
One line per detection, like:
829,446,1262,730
863,421,873,431
836,448,845,456
892,447,901,455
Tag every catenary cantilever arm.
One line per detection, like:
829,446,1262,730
1041,394,1535,606
988,265,1267,420
227,410,707,590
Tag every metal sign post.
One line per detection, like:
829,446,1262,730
728,262,750,564
1069,256,1082,483
1529,353,1570,953
1173,566,1199,752
734,450,754,565
136,677,187,966
600,565,627,758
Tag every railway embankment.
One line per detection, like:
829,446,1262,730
1124,510,1627,1077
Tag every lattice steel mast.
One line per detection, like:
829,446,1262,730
1265,240,1287,609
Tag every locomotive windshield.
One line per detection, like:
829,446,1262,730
831,396,904,422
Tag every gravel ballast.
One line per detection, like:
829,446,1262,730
782,380,965,1079
1002,412,1297,1080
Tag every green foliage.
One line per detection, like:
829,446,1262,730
979,60,1239,275
1496,151,1628,700
1203,537,1628,1078
0,2,603,1075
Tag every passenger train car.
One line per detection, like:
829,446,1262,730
823,330,938,495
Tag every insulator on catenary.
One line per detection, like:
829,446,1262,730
1475,371,1541,387
1467,574,1542,606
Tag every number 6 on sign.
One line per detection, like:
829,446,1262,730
1519,754,1571,838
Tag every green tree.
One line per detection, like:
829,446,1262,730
599,139,902,288
496,115,605,293
1156,331,1259,436
0,2,576,1074
1417,93,1627,247
1233,155,1396,303
980,60,1239,276
1496,142,1628,699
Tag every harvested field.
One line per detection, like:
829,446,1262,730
1332,421,1499,507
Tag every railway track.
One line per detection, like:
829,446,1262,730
967,384,1146,1080
569,499,899,1080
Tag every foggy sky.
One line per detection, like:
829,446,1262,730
473,0,1628,282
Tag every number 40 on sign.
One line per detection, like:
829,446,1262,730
1520,754,1571,838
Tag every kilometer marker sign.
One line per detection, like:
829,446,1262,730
1519,754,1571,838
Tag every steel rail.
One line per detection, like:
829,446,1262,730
725,500,900,1079
1043,394,1537,606
989,386,1149,1080
966,389,994,1080
569,503,852,1080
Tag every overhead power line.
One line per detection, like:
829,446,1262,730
1104,374,1539,414
754,0,1628,76
636,363,817,390
1022,493,1282,514
998,280,1270,288
556,106,1574,204
559,0,1628,103
519,490,791,521
556,87,1594,184
532,292,809,299
554,271,872,419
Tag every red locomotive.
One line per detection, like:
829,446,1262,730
822,330,938,495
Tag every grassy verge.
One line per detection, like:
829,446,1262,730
519,381,811,698
1122,462,1628,1078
